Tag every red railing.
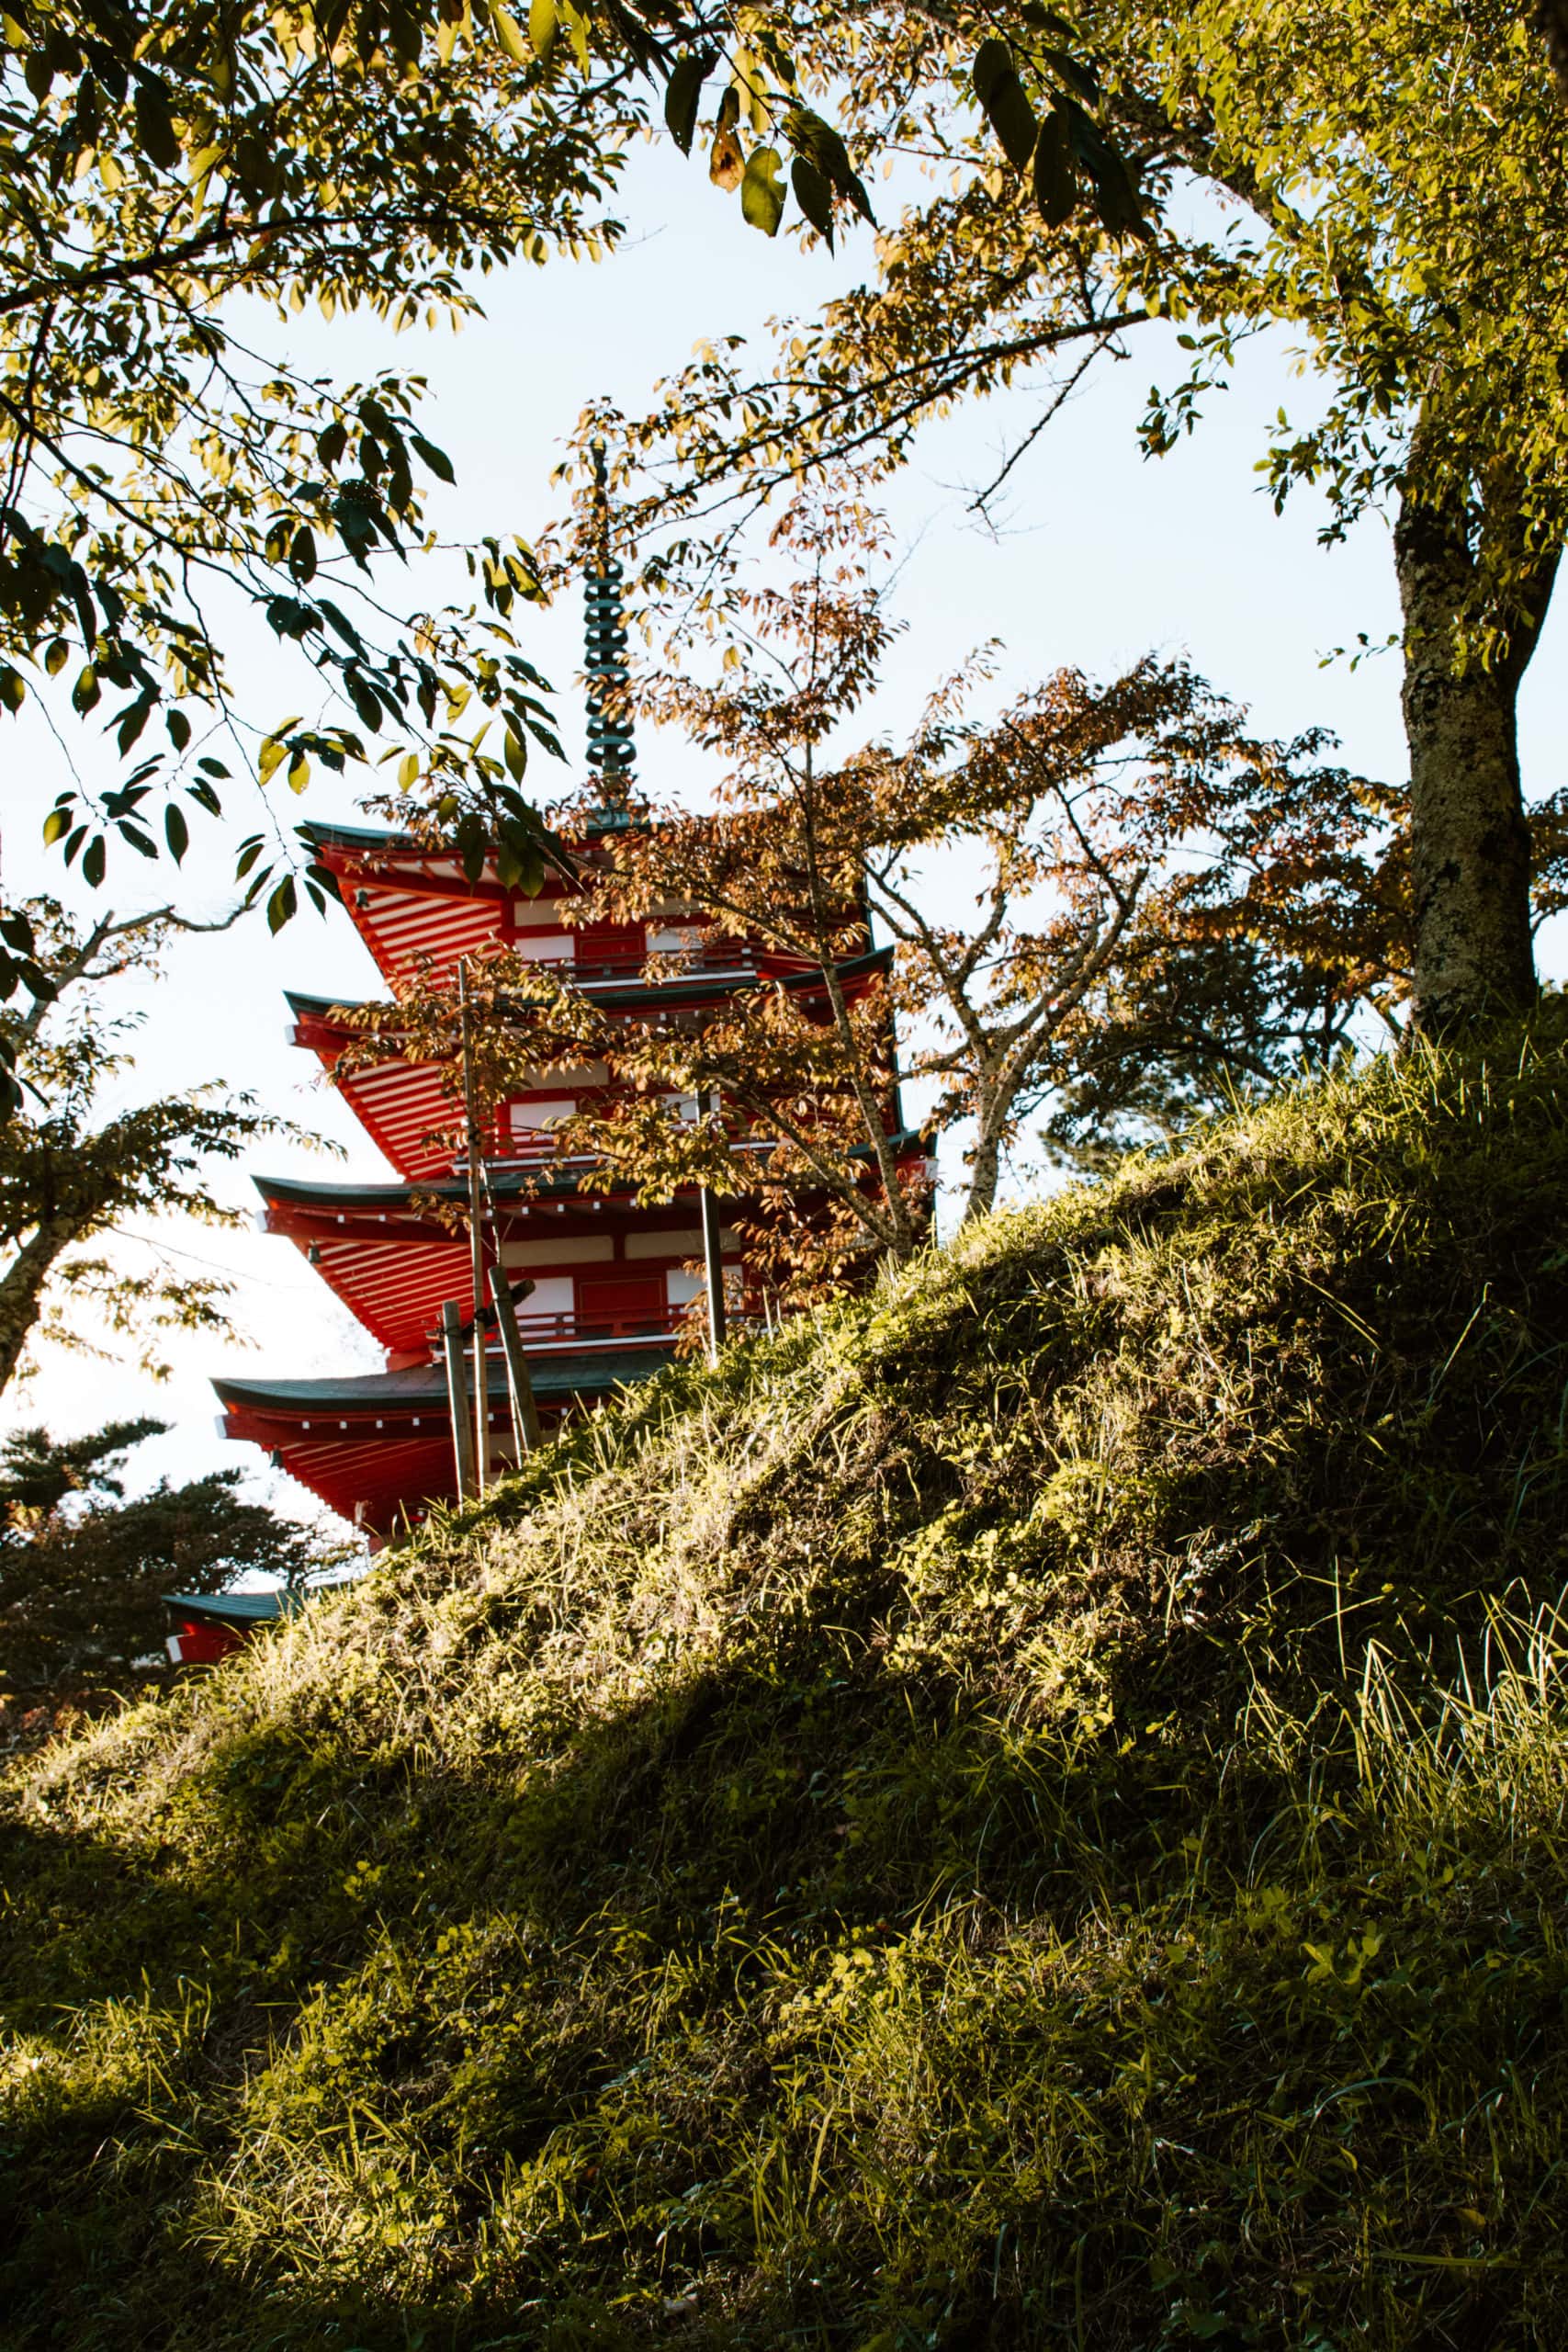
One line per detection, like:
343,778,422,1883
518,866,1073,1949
492,1301,773,1352
486,1131,783,1171
569,942,764,986
509,1306,685,1350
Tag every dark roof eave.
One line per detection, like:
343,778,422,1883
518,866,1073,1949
251,1127,930,1215
281,945,893,1030
163,1588,305,1626
299,819,405,854
214,1346,675,1415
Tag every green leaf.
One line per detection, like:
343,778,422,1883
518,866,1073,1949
1061,98,1146,237
115,693,153,754
316,599,366,654
44,639,69,677
410,432,456,484
973,38,1038,173
1032,107,1078,229
164,803,189,865
527,0,556,62
132,73,182,172
82,833,106,888
664,51,711,155
784,106,874,225
741,145,786,236
491,1,528,62
289,526,317,582
455,810,486,883
344,671,383,733
72,664,99,715
333,489,378,563
791,154,834,247
503,727,527,781
40,807,72,847
266,874,298,933
166,707,191,752
1043,46,1100,108
0,665,25,713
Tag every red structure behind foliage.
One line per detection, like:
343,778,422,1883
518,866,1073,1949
214,819,918,1540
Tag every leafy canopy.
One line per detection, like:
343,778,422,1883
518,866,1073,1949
594,0,1568,654
352,499,1416,1287
0,0,638,924
0,896,298,1396
0,0,900,897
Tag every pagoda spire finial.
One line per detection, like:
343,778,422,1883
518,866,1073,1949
583,439,636,806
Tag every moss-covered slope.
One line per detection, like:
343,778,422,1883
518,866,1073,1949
6,1037,1568,2349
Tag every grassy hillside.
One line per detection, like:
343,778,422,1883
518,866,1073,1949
6,1034,1568,2349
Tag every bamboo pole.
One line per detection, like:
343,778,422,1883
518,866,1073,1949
440,1298,477,1501
457,959,491,1492
699,1183,727,1364
698,1089,727,1366
490,1267,544,1456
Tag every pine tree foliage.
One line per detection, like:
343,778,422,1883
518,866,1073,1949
0,1419,338,1713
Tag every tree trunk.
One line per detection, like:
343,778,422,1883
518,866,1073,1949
1394,462,1558,1034
1540,0,1568,102
0,1217,79,1396
964,1117,1003,1223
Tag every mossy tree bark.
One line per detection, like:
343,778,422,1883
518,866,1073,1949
964,1117,1005,1224
1394,447,1560,1035
1540,0,1568,100
0,1215,82,1398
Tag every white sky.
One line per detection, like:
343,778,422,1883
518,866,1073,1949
4,133,1564,1524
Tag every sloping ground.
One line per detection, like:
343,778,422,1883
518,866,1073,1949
6,1035,1568,2349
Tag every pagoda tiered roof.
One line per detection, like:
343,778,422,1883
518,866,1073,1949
223,798,916,1538
208,456,931,1555
217,1350,667,1530
254,1130,924,1367
254,1166,741,1363
301,820,514,989
287,944,895,1182
287,993,457,1179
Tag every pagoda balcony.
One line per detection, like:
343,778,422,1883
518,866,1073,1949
483,1130,784,1174
472,1297,775,1360
556,939,769,989
508,1304,688,1351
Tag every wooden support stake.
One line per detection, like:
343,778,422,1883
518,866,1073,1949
698,1086,728,1366
458,960,491,1492
699,1182,727,1364
440,1298,478,1502
490,1267,543,1457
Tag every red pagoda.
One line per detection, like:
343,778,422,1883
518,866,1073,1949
214,518,920,1541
